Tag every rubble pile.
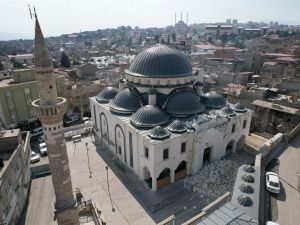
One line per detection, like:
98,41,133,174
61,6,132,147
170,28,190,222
185,159,241,198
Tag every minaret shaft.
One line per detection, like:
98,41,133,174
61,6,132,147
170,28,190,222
32,16,80,225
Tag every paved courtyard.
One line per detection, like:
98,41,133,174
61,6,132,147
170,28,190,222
19,134,255,225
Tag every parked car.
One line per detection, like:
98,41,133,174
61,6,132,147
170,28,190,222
266,222,280,225
30,127,43,137
30,151,40,163
266,172,280,194
38,142,48,155
65,115,79,125
82,117,90,122
38,135,45,143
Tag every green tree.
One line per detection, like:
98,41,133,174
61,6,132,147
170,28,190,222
60,52,71,68
0,61,3,71
171,32,176,42
154,34,159,43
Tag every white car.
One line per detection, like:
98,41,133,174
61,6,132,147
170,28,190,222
266,172,280,194
266,222,279,225
38,142,48,155
30,151,40,163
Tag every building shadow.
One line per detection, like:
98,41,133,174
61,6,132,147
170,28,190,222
274,182,286,202
94,142,207,224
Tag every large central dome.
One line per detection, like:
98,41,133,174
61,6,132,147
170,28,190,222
126,44,192,78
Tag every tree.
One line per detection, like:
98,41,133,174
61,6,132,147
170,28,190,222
60,52,71,68
154,34,159,43
171,32,176,42
0,61,3,71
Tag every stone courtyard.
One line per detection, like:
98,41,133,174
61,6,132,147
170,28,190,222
185,152,254,198
21,135,255,225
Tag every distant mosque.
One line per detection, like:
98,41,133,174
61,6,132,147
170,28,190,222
90,44,252,191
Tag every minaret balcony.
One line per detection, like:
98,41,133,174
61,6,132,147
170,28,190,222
32,97,67,123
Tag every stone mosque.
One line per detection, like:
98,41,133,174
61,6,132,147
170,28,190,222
90,45,252,191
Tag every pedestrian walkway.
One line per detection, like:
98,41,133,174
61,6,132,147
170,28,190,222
67,136,210,225
67,137,156,225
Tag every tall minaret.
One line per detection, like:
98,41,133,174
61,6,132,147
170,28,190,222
31,14,80,225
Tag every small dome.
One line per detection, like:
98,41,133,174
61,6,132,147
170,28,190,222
237,195,253,207
167,119,188,133
130,105,169,128
163,89,206,117
239,184,254,194
148,125,170,140
243,165,255,173
96,87,119,103
220,104,236,117
233,102,247,113
202,92,226,109
126,45,192,78
241,174,255,183
110,88,142,115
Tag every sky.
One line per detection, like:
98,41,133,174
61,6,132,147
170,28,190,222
1,0,300,39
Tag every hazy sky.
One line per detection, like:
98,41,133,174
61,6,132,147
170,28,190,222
1,0,300,38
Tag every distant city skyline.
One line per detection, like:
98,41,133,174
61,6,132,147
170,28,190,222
1,0,300,40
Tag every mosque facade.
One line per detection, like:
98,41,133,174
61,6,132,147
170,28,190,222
90,45,251,191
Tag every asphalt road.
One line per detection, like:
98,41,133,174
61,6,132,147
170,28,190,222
276,135,300,225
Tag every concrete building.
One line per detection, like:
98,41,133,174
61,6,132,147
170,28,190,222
0,69,65,128
75,63,97,79
31,16,80,225
64,80,103,117
204,25,234,35
90,45,252,191
0,129,31,225
7,54,34,66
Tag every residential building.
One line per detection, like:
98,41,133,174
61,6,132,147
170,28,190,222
0,129,31,225
0,69,65,128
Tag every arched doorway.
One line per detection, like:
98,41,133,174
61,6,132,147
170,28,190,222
143,167,152,189
175,161,187,181
226,140,235,156
115,125,126,164
236,135,246,151
100,113,109,141
157,168,171,189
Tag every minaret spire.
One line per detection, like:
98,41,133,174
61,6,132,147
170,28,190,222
34,13,58,106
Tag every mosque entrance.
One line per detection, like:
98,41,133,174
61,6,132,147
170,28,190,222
157,168,171,189
203,147,212,165
226,140,235,156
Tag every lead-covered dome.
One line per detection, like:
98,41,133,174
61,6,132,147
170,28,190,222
167,119,188,133
96,87,119,103
202,92,226,109
233,102,247,113
130,105,169,128
110,88,142,115
163,89,206,117
148,125,170,140
126,45,192,78
220,104,236,117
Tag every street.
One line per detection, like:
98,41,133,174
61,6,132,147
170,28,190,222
276,135,300,225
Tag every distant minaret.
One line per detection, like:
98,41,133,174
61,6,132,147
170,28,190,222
175,13,177,26
186,12,188,25
31,12,80,225
181,12,182,21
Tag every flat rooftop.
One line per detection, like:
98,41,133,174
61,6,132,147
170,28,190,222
252,99,300,116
